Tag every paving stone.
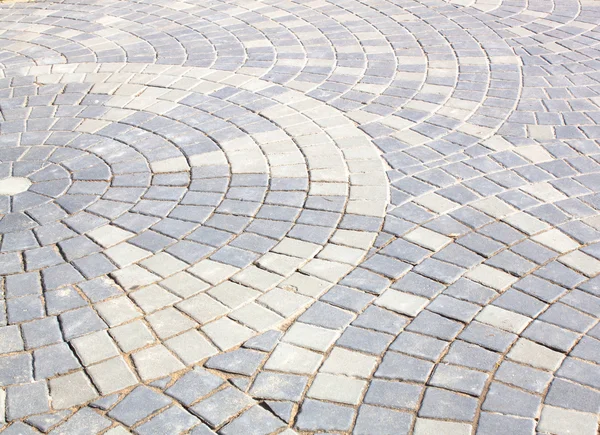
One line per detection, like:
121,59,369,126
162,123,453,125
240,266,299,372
90,394,120,411
205,349,265,376
339,269,390,295
87,357,138,395
465,265,518,291
6,295,44,324
282,322,340,352
33,343,80,379
443,341,501,372
25,410,72,432
189,423,217,435
264,343,323,375
165,368,223,406
249,372,308,402
475,305,531,335
307,373,366,405
132,345,185,381
375,290,429,317
561,289,600,317
522,320,579,352
513,275,566,303
376,352,434,383
45,287,87,315
2,423,40,435
481,382,541,418
0,354,33,386
243,330,282,352
49,371,98,409
545,378,600,413
538,405,598,435
406,310,464,340
6,381,50,421
134,406,199,435
445,278,497,305
5,273,41,299
381,239,430,264
48,408,111,435
320,347,377,378
78,277,123,303
109,386,171,426
202,317,254,351
508,338,565,371
495,361,552,394
229,377,250,392
72,331,119,366
190,387,254,428
321,285,376,312
362,254,411,279
354,405,412,435
460,319,518,351
426,295,480,323
393,272,445,298
352,305,409,334
337,326,394,355
295,399,355,432
265,401,294,424
419,387,478,422
429,364,488,396
110,320,155,353
220,405,286,435
414,258,464,284
535,262,587,289
364,379,422,410
493,289,547,318
0,326,24,354
476,413,535,435
147,307,198,339
59,307,107,340
390,331,448,361
557,357,600,390
297,301,354,329
165,329,218,365
413,419,471,435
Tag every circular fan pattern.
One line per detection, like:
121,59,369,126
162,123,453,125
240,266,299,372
0,0,600,434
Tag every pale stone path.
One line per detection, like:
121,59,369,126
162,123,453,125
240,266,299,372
0,0,599,434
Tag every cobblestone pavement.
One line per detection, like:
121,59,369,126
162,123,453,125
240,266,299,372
0,0,600,434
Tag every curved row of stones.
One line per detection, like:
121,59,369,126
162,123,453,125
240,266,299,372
0,0,599,434
0,62,388,432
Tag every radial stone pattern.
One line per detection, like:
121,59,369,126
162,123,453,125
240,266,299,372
0,0,600,434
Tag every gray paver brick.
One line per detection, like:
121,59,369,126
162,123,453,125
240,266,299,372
354,405,412,435
166,368,224,406
249,372,308,401
190,387,254,428
295,399,355,432
109,386,171,426
419,387,478,422
134,406,199,435
220,405,286,435
6,381,50,421
481,382,541,418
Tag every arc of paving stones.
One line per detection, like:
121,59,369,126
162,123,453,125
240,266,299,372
251,138,600,434
0,63,389,432
446,0,583,37
0,0,526,150
0,0,546,196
